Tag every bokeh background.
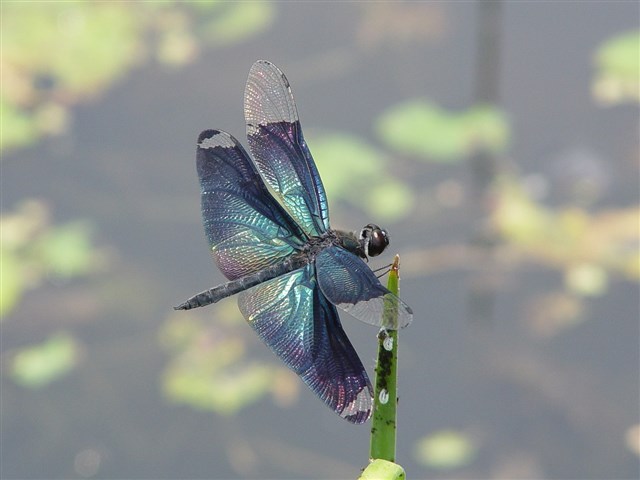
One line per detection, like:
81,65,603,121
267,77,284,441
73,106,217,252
2,2,638,479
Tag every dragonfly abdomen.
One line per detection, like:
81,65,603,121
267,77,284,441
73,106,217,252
174,254,309,311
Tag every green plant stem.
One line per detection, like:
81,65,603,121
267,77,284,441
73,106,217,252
369,254,402,462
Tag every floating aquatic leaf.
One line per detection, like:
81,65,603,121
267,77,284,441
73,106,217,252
565,263,609,297
160,312,297,416
375,100,509,163
376,101,465,162
35,221,99,279
164,360,274,414
0,101,38,152
156,28,199,67
492,178,551,246
593,30,640,105
308,133,413,220
4,3,141,95
414,429,476,470
492,176,640,284
366,180,413,221
0,200,106,318
309,133,384,195
159,315,210,352
465,104,510,154
0,250,25,318
2,2,277,152
201,2,274,45
10,333,78,388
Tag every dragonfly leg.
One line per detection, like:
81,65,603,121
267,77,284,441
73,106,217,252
371,263,392,279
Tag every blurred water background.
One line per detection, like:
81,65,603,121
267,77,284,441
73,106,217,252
1,2,638,479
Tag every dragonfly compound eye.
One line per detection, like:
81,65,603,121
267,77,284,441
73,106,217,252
360,224,389,257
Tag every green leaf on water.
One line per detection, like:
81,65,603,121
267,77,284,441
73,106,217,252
310,133,384,193
308,133,414,221
593,30,640,105
375,100,509,162
0,101,38,152
2,2,276,153
365,180,413,222
0,200,106,319
34,221,98,279
0,250,25,318
160,313,298,416
414,429,476,470
10,333,78,388
565,263,609,297
164,360,274,414
3,3,141,94
201,2,274,45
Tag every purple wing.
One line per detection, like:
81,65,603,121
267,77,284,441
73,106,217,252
196,129,306,280
244,60,330,237
238,264,373,423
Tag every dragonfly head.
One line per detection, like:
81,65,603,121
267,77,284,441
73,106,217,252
359,224,389,258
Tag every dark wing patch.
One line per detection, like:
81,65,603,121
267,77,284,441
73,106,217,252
315,246,413,330
197,129,306,280
238,264,373,423
244,60,330,237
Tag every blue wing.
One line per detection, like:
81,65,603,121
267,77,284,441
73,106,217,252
244,60,330,237
316,247,413,330
237,264,373,423
196,129,307,280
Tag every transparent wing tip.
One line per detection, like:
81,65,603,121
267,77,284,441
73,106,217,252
383,297,413,330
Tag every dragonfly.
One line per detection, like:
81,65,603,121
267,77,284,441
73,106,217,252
175,60,412,424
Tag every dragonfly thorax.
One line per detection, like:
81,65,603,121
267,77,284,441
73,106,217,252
306,225,390,261
303,230,353,259
301,229,374,261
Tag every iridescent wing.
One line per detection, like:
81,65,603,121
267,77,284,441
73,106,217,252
244,60,330,237
316,247,413,330
238,264,373,423
196,129,307,280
